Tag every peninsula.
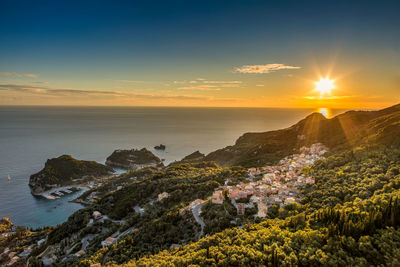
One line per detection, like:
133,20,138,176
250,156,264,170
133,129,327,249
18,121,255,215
105,148,162,169
29,155,113,196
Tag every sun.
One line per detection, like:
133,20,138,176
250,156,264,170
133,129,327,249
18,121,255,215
315,78,334,95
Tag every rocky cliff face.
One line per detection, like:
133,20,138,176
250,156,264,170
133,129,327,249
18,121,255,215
203,104,400,167
29,155,113,195
106,148,161,169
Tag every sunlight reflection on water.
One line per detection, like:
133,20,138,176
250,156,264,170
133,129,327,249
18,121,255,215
317,108,331,118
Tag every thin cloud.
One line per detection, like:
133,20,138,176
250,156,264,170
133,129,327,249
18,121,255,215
178,86,221,91
32,81,48,84
235,64,301,74
116,80,145,83
302,95,351,100
256,84,265,87
0,83,213,101
0,72,37,78
173,80,187,84
203,81,242,84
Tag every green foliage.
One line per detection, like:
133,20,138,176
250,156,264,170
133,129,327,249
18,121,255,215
0,217,12,233
204,104,400,167
112,145,400,266
106,148,161,168
29,155,113,189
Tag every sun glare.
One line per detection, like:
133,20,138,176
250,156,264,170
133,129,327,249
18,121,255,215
317,107,331,118
315,78,334,95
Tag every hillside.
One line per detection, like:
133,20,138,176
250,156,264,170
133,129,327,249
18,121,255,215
25,162,247,266
115,145,400,266
204,104,400,167
4,103,400,267
106,148,162,169
29,155,113,195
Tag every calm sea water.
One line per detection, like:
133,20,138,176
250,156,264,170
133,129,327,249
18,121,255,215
0,106,345,228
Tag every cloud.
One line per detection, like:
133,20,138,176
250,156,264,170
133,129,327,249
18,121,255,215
32,81,48,84
116,80,145,83
173,79,242,91
173,80,187,84
0,83,214,101
202,81,242,84
0,72,37,78
235,64,301,74
178,86,221,91
256,84,264,87
302,95,351,100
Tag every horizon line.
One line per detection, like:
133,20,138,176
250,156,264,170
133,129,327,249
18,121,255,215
0,103,386,110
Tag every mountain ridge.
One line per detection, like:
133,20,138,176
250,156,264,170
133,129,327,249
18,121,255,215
202,103,400,167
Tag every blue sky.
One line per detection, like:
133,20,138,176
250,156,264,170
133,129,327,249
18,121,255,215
1,0,399,107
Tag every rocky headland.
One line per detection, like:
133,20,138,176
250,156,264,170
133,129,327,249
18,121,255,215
105,148,162,169
29,155,114,196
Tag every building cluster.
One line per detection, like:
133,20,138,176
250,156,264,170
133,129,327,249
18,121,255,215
0,239,35,266
211,143,328,217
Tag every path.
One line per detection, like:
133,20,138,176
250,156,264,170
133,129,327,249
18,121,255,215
192,203,205,238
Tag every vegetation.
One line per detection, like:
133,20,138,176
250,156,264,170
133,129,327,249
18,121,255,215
7,103,400,266
25,162,246,266
106,148,162,168
170,150,206,165
29,155,113,192
111,145,400,266
204,104,400,167
0,218,50,267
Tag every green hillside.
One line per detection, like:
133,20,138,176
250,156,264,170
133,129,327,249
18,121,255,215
5,103,400,267
204,104,400,167
29,155,113,194
116,145,400,266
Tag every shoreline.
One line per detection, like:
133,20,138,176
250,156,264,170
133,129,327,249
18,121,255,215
32,185,88,200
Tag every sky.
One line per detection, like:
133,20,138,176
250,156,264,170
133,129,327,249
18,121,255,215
0,0,399,108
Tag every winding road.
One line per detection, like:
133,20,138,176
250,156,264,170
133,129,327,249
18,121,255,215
192,203,205,238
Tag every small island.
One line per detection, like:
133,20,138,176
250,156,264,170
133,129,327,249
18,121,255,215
29,155,114,197
106,148,162,169
154,144,166,150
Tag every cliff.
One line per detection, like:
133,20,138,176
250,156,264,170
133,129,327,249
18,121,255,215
203,104,400,167
29,155,113,195
106,148,162,169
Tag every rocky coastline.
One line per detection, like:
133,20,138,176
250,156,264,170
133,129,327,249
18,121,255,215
105,148,162,169
29,155,114,196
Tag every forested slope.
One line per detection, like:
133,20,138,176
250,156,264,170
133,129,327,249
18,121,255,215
116,146,400,266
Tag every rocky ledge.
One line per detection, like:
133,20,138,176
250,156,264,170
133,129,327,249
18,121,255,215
105,148,162,169
29,155,114,195
154,144,166,150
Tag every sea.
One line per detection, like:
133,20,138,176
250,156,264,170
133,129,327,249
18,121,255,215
0,106,345,228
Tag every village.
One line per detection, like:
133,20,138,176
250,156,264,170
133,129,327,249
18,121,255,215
0,143,328,266
191,143,328,218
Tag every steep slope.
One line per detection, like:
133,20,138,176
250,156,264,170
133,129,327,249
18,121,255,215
204,103,400,167
106,148,161,169
116,146,400,267
29,155,113,194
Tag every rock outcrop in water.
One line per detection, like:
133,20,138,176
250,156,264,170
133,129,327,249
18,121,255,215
106,148,162,169
29,155,113,195
154,144,166,150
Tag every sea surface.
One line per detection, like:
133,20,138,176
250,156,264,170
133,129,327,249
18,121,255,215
0,106,345,228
